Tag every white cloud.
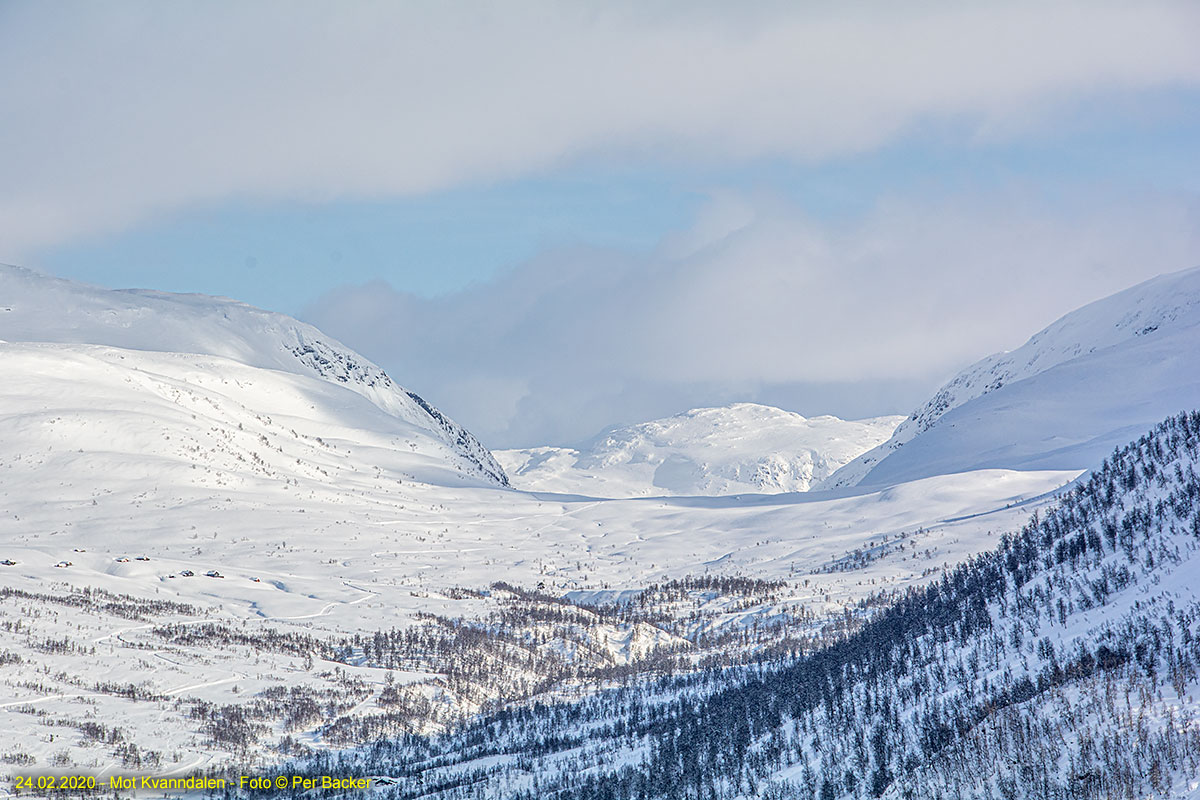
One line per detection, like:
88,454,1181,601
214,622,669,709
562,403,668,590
302,189,1200,448
2,1,1198,256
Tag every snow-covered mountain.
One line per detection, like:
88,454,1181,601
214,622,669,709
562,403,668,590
5,262,1195,794
495,403,903,497
821,265,1200,490
0,265,508,487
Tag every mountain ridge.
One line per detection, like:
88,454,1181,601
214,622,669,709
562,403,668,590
0,265,508,487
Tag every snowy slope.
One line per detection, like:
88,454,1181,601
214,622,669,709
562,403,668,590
0,265,508,486
0,342,505,502
821,265,1200,489
495,403,902,497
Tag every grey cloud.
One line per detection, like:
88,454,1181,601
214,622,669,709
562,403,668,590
3,1,1199,256
301,191,1200,448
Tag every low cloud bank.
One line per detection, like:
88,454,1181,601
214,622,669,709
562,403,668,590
304,191,1200,448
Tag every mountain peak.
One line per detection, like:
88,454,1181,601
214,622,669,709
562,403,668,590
496,402,903,497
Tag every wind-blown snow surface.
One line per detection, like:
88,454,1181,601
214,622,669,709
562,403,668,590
821,265,1200,490
0,265,508,487
495,404,903,497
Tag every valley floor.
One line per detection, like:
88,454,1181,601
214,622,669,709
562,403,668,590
0,466,1076,787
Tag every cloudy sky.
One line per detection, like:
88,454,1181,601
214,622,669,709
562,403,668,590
4,1,1200,447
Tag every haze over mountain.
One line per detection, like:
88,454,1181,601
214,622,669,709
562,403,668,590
495,404,903,497
821,265,1200,490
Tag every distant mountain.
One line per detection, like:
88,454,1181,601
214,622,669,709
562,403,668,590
0,265,508,487
821,265,1200,489
495,403,903,497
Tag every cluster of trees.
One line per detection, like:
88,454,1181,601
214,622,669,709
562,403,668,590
0,585,196,621
151,622,321,658
316,574,840,744
183,673,372,755
814,530,927,575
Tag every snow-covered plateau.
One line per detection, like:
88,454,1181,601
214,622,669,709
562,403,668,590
2,264,1200,799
